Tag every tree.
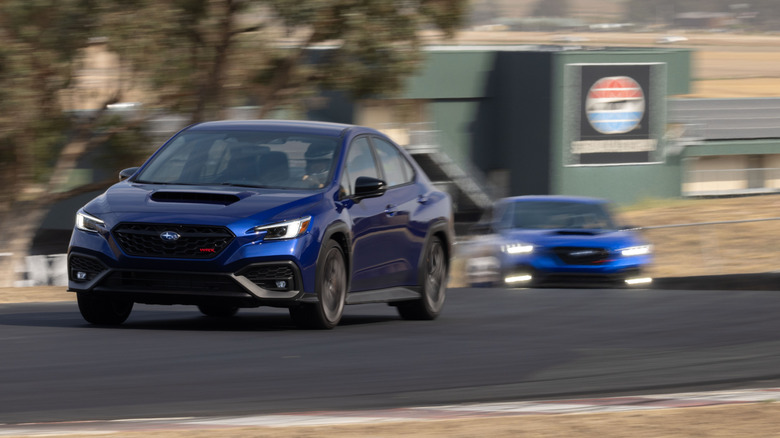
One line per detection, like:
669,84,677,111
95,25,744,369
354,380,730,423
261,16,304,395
0,0,468,286
99,0,467,122
0,0,150,286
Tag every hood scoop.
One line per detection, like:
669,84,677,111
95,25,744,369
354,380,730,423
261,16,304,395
553,230,600,236
151,191,241,205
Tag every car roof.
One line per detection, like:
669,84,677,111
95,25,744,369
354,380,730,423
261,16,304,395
500,195,609,205
186,120,356,137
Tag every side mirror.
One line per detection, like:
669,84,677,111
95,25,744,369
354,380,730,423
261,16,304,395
119,167,140,181
354,176,386,198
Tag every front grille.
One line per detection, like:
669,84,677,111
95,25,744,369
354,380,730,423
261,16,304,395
100,271,246,294
69,255,107,281
240,264,296,291
113,223,234,259
553,247,611,265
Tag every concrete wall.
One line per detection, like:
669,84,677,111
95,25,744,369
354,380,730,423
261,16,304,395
683,154,780,195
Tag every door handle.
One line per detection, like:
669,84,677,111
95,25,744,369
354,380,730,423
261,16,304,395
417,194,430,205
385,204,398,216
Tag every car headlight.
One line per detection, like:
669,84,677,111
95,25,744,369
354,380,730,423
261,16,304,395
252,216,311,240
75,210,105,233
501,242,534,255
620,245,652,257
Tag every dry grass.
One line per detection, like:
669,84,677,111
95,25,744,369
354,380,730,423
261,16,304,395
619,195,780,278
4,403,780,438
433,30,780,97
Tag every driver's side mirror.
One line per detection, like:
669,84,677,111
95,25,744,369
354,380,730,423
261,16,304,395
119,167,140,181
354,176,386,198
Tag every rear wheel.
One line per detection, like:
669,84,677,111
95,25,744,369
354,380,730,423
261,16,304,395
77,292,133,325
397,236,447,320
289,240,347,329
197,303,239,318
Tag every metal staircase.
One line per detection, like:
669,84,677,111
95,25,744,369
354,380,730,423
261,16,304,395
391,124,495,232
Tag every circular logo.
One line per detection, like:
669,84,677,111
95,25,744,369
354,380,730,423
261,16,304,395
160,231,181,241
585,76,645,135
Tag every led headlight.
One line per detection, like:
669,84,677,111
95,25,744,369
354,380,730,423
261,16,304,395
75,210,105,233
620,245,652,257
501,242,534,255
252,216,311,240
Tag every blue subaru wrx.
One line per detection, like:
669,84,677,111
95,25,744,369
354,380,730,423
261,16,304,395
465,195,652,288
68,120,453,329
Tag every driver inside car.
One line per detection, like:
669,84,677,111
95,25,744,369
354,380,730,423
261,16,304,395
302,141,336,188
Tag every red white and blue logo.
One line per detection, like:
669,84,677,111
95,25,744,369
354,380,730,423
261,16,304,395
585,76,645,135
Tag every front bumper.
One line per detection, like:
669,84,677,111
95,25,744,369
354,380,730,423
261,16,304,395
501,264,650,288
500,249,652,288
66,216,323,306
69,252,305,306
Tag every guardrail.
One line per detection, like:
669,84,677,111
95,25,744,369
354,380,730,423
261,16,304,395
636,217,780,230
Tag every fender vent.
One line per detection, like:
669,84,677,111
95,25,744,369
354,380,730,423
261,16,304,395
151,191,240,205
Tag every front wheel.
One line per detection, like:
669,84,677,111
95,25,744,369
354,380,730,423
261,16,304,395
397,235,448,320
289,240,347,329
77,292,134,325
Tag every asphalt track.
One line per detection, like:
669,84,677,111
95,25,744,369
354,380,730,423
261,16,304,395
2,286,780,426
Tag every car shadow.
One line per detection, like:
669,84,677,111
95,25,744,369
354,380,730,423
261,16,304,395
0,303,402,331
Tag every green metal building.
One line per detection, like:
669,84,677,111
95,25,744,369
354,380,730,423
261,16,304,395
366,45,693,207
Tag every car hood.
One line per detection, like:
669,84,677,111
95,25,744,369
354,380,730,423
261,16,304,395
82,181,323,227
500,228,645,249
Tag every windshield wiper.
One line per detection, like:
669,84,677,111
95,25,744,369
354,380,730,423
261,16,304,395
134,180,202,185
218,182,269,188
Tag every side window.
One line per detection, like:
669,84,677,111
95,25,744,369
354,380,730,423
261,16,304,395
342,137,379,196
372,137,414,187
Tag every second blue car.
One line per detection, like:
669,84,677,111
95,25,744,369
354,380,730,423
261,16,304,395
465,195,652,288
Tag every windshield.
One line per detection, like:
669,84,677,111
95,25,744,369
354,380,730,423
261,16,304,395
499,201,617,230
134,130,340,190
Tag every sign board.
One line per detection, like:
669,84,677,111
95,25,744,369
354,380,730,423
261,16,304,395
565,63,665,165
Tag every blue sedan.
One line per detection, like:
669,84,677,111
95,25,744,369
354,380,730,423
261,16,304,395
465,195,652,288
68,120,454,328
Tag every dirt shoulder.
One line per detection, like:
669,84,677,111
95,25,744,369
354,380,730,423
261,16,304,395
0,286,72,304
3,403,780,438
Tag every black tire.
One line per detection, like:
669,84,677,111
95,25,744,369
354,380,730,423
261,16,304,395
289,240,347,329
77,292,134,325
397,235,448,320
197,303,239,318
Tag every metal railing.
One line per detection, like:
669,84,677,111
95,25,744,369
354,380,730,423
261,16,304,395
380,122,497,210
